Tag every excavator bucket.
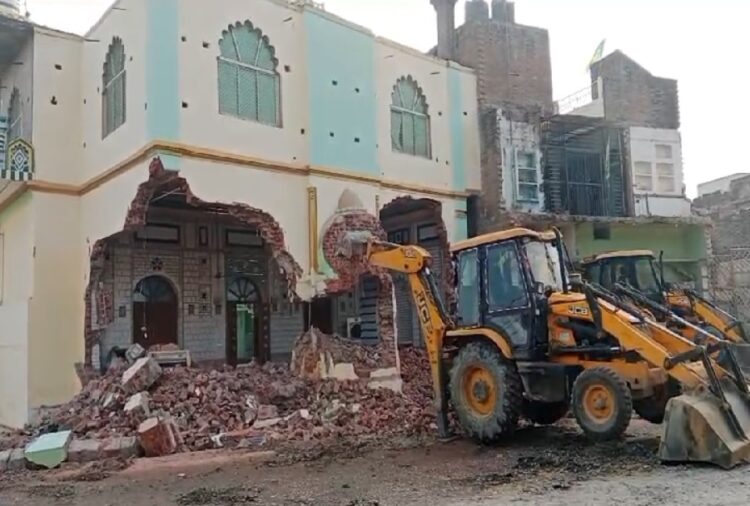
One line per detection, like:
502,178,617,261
336,230,374,259
660,384,750,469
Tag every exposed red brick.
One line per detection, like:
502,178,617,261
83,157,303,365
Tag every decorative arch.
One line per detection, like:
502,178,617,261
133,275,178,303
218,20,281,126
102,37,126,137
390,76,431,158
7,87,22,141
226,276,261,303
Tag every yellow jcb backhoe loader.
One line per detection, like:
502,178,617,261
581,251,750,377
582,250,749,344
337,228,750,468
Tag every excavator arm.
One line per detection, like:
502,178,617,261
337,232,453,437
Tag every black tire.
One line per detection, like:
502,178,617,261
572,367,632,442
449,342,523,442
522,400,569,425
633,397,667,424
634,379,681,424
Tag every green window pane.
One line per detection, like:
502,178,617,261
402,113,415,155
234,25,260,64
398,80,416,109
518,168,538,183
414,95,427,114
414,115,429,157
257,43,275,71
218,60,239,115
257,73,278,125
219,33,237,59
391,110,402,151
519,184,539,201
237,66,258,120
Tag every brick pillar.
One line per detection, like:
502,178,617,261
430,0,457,60
465,0,489,22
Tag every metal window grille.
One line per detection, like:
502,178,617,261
218,21,280,127
102,38,126,138
390,77,431,158
7,88,22,141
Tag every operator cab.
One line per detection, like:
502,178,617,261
581,250,665,304
451,228,570,361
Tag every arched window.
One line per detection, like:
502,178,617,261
102,37,126,138
218,21,280,127
133,276,176,303
391,77,431,158
7,87,21,141
226,277,260,303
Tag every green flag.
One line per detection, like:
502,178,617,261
588,39,606,69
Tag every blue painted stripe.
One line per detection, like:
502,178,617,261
146,0,180,147
448,68,466,192
304,10,378,175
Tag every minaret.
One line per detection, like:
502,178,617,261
430,0,457,60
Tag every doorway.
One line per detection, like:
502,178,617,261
132,275,179,349
226,276,261,365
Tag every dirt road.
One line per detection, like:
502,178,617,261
1,420,748,505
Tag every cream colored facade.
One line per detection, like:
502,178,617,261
0,0,480,427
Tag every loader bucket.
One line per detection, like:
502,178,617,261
659,386,750,469
726,343,750,377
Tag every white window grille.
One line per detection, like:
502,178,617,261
102,38,126,138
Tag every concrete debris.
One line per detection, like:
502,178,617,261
3,339,435,461
24,430,73,469
122,357,163,394
6,448,26,471
124,392,151,417
138,417,180,458
67,439,103,463
253,417,283,430
125,343,146,364
101,436,140,459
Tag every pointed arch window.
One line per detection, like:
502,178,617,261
7,88,22,141
218,21,281,127
391,77,431,158
102,37,127,138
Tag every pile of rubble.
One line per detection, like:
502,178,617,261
1,333,436,467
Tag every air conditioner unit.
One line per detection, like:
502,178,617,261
346,317,362,339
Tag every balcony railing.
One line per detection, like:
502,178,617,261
555,78,604,117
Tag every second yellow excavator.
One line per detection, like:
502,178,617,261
337,228,750,469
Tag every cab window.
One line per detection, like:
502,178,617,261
456,249,480,325
486,243,528,311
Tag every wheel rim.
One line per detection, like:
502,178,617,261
463,365,498,416
582,384,615,424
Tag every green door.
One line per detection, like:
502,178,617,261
235,304,256,362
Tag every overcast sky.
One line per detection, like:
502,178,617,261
25,0,750,196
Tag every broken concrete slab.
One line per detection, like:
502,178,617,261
67,439,103,463
331,363,359,381
125,343,146,364
6,449,26,471
124,392,151,417
368,367,403,393
101,436,140,459
0,449,11,472
257,404,279,421
253,417,282,430
244,395,259,425
138,417,179,458
24,431,72,469
122,357,162,394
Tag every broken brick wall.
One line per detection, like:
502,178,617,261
379,197,453,346
84,158,304,367
319,207,397,365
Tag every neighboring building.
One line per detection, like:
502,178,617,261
436,0,707,289
697,173,750,198
0,0,481,427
